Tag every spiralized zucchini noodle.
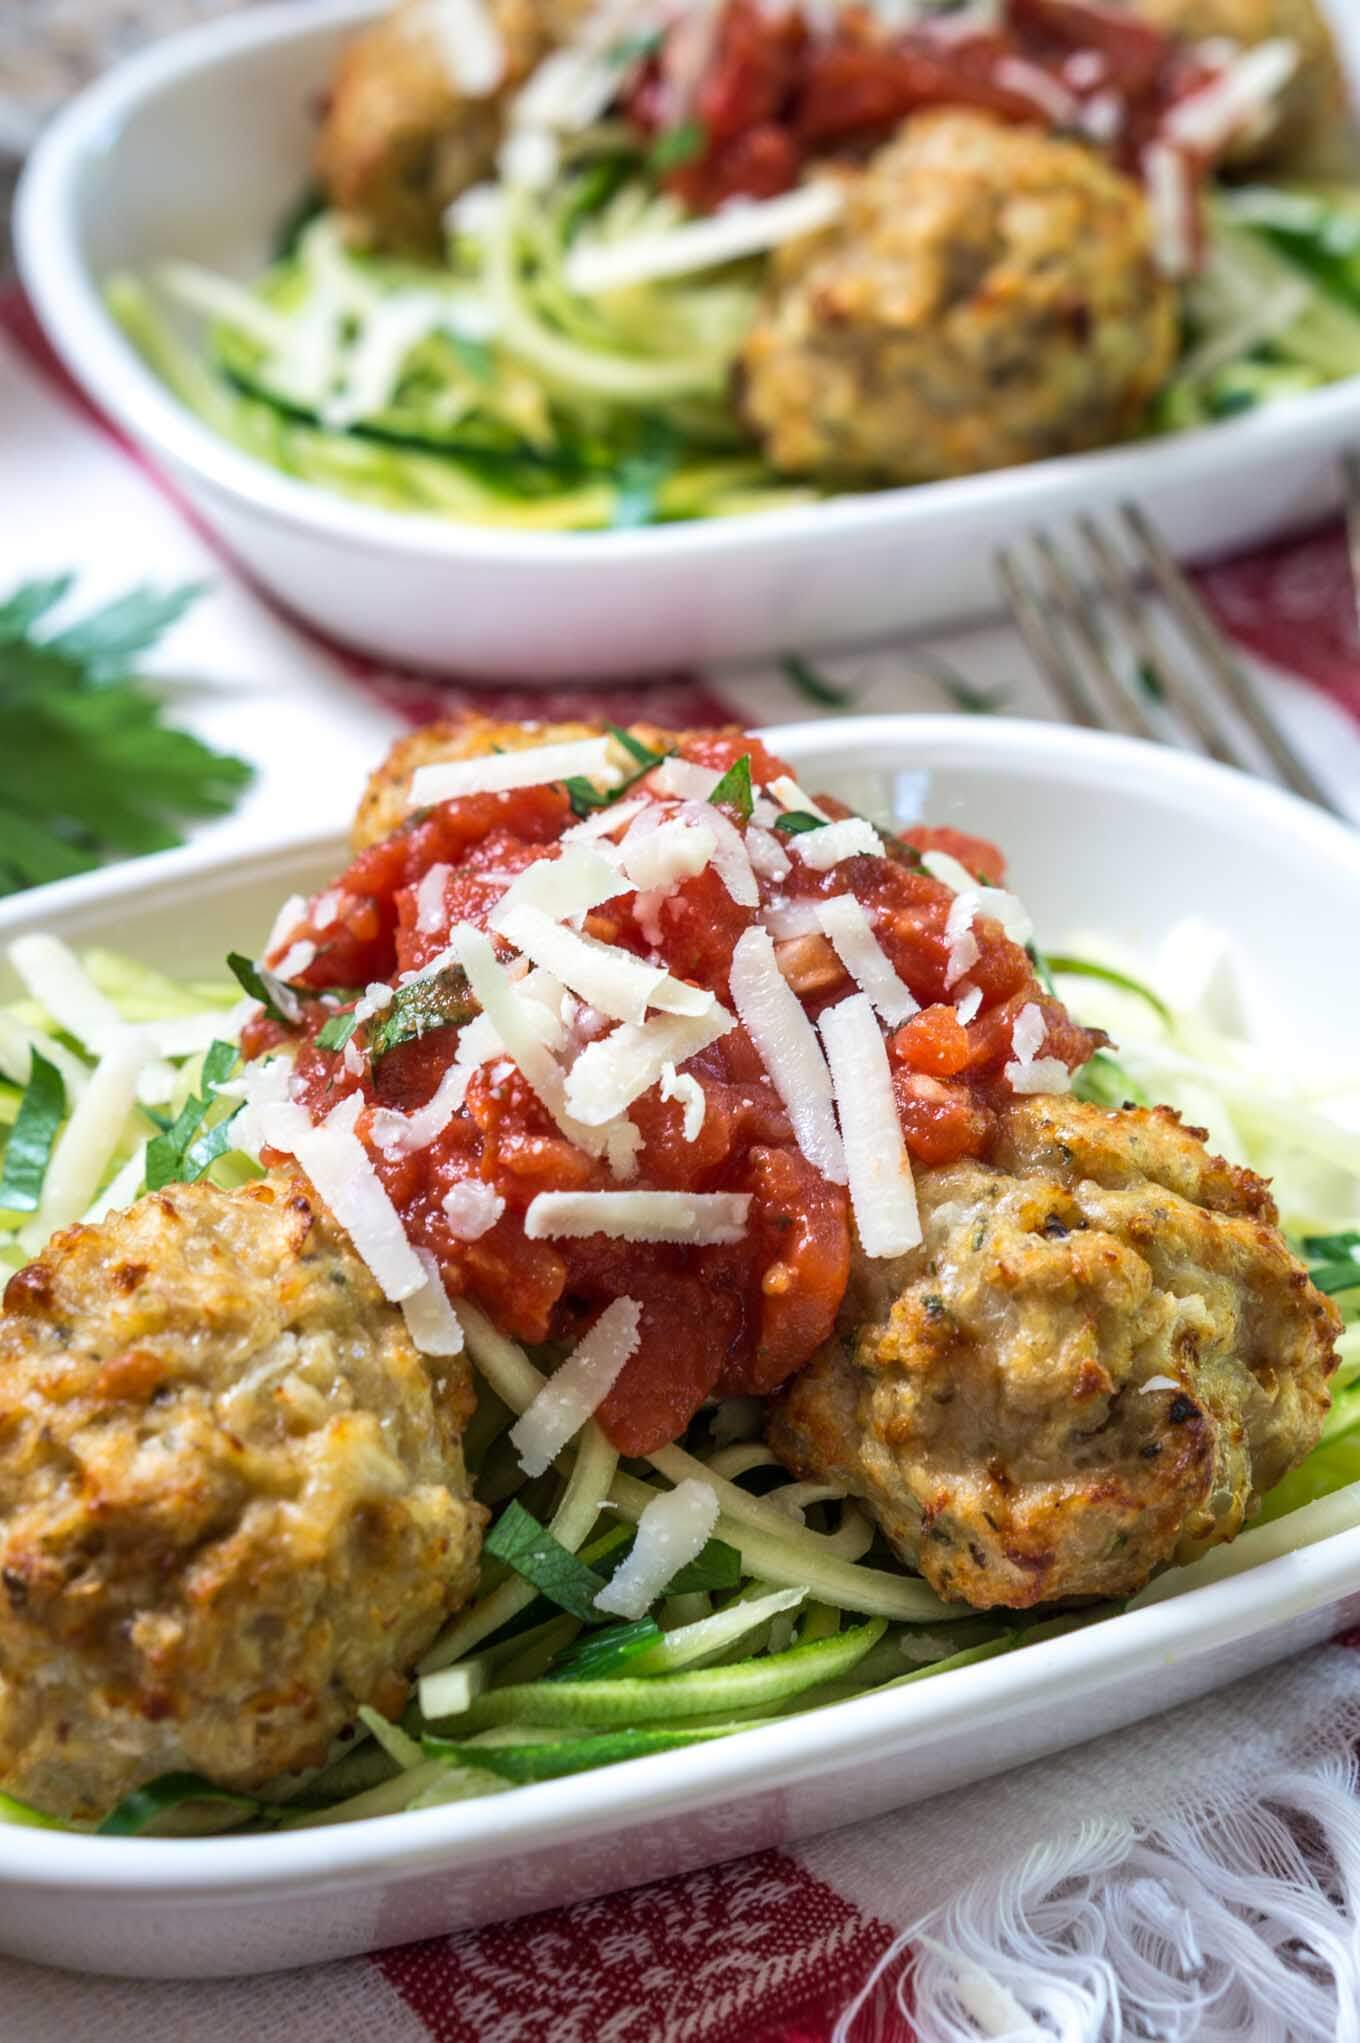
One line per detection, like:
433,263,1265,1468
0,905,1356,1836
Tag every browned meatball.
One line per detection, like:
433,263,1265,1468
769,1097,1338,1610
315,0,591,251
352,712,611,848
0,1173,483,1823
739,111,1179,485
1130,0,1354,172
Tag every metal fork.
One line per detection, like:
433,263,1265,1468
996,501,1346,821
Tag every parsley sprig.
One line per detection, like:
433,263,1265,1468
0,578,253,896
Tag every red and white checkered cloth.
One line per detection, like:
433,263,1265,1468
3,290,1360,2041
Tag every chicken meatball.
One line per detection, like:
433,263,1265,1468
738,111,1179,485
353,712,607,849
1130,0,1353,172
769,1096,1338,1610
315,0,590,251
0,1173,483,1823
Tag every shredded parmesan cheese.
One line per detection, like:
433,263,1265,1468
451,924,640,1171
819,994,922,1258
510,1297,642,1476
524,1190,751,1243
815,896,918,1025
652,758,723,801
284,1093,428,1302
1141,1374,1181,1395
791,818,881,871
442,1181,506,1240
420,0,507,97
565,182,843,295
745,826,791,881
677,800,759,908
369,1061,471,1157
409,736,620,808
488,844,626,931
415,864,452,937
498,903,711,1024
955,984,983,1027
729,925,846,1184
401,1249,466,1357
767,775,829,822
1163,38,1298,156
1143,140,1197,279
619,817,716,893
659,1060,706,1141
594,1478,720,1619
564,1005,732,1126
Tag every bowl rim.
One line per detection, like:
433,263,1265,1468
0,710,1355,1897
15,0,1360,568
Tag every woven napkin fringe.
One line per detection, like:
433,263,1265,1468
833,1751,1360,2043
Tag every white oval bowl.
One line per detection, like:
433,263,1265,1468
14,0,1360,679
0,714,1355,1978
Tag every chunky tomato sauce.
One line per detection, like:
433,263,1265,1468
244,730,1098,1455
626,0,1225,215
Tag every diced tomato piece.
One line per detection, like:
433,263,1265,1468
891,1004,973,1078
1009,0,1171,95
735,1146,851,1394
894,1071,996,1166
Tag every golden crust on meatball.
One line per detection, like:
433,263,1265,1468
769,1097,1338,1610
0,1173,483,1823
738,110,1179,485
1131,0,1355,172
315,0,592,251
352,713,610,849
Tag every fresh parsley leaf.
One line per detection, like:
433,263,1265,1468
611,433,677,531
543,1616,663,1681
781,654,853,713
564,776,612,817
316,1010,360,1052
0,577,252,898
607,724,666,770
226,952,288,1020
649,120,708,172
368,965,477,1066
668,1535,742,1594
44,584,206,677
562,154,641,242
772,810,826,835
708,753,754,822
0,1051,65,1213
484,1501,606,1621
1308,1264,1360,1297
144,1040,240,1191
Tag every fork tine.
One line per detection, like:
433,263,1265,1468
994,545,1102,729
1029,532,1160,742
1075,514,1245,770
1121,502,1343,818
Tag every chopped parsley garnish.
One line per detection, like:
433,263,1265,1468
315,1009,360,1052
144,1040,240,1191
708,753,754,822
367,965,477,1066
773,810,827,835
781,654,854,713
0,1050,66,1213
564,728,674,817
484,1501,607,1621
649,120,708,172
227,953,358,1027
0,577,252,897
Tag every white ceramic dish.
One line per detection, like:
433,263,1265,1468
0,714,1357,1980
15,0,1360,680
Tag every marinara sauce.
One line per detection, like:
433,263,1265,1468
245,727,1098,1455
